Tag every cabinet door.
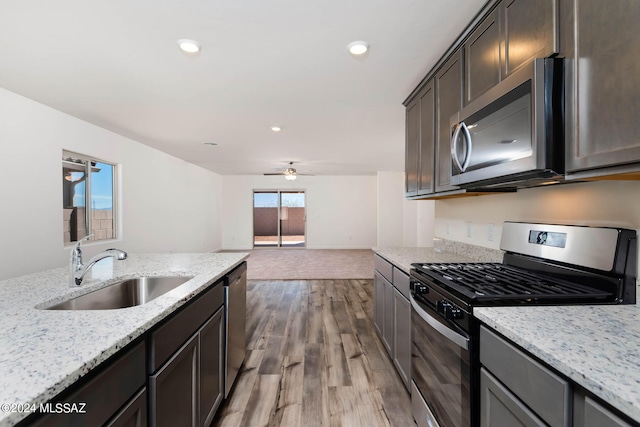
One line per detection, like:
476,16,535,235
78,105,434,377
374,271,384,336
382,274,395,356
480,368,546,427
466,7,501,104
405,97,420,197
574,391,633,427
418,80,435,195
583,396,632,427
393,288,411,391
199,307,224,427
564,0,640,176
105,388,147,427
150,334,198,427
435,49,464,193
501,0,558,77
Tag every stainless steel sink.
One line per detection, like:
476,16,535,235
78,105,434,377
46,276,194,310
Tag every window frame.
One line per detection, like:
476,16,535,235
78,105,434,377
62,150,119,245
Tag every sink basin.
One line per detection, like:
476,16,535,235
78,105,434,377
46,276,194,310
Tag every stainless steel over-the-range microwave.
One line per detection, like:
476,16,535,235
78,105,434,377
450,58,565,189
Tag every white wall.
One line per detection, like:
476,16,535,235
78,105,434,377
434,180,640,248
221,175,378,250
376,171,435,247
0,88,223,280
377,172,404,247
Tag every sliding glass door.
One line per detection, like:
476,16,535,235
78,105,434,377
253,190,306,248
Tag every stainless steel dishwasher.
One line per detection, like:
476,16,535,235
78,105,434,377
224,261,247,397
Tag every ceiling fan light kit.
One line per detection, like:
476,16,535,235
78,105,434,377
264,161,314,180
284,168,297,180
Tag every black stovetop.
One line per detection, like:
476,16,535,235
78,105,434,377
411,262,614,305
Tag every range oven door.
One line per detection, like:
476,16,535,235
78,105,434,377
411,294,472,427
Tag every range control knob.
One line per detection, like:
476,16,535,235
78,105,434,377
437,300,451,314
444,305,464,320
413,283,429,295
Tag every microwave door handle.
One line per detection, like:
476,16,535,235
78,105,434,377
411,296,469,350
460,122,473,172
451,123,465,172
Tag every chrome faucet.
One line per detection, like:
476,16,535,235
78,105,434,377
70,235,128,286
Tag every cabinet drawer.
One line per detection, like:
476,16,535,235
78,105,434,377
150,281,224,372
392,267,410,300
33,341,146,427
374,254,393,283
480,326,570,427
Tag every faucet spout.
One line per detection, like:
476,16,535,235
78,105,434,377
69,236,127,286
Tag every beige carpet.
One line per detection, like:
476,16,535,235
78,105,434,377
244,249,374,280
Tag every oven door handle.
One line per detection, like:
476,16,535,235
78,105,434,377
411,296,469,350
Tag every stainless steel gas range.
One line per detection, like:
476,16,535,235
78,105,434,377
410,222,637,427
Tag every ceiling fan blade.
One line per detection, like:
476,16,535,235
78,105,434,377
263,172,286,176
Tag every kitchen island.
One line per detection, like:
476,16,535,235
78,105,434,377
0,252,248,427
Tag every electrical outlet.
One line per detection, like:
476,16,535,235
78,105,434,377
466,222,472,238
487,224,494,241
445,222,450,235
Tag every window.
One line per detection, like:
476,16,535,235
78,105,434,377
62,151,117,244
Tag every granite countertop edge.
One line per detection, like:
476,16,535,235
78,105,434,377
0,252,249,427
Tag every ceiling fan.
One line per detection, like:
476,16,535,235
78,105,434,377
263,162,314,181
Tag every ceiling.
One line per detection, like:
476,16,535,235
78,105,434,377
0,0,487,176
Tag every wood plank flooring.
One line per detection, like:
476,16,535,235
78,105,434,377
212,279,414,427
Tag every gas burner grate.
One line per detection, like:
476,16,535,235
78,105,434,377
414,263,613,302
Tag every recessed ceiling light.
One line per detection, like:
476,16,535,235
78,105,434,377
177,39,201,54
271,126,282,132
347,41,370,56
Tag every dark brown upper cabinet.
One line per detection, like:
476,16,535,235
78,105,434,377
405,97,420,197
418,81,436,195
405,79,436,197
562,0,640,179
465,7,501,105
435,49,464,193
501,0,558,77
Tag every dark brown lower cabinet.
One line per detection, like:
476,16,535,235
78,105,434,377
149,282,225,427
150,334,199,427
481,326,636,427
30,341,146,427
23,276,230,427
199,307,225,427
149,306,225,427
105,388,147,427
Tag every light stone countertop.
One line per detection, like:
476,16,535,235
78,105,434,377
373,240,504,274
0,252,248,427
475,304,640,424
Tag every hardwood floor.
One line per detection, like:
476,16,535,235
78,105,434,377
212,279,415,427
